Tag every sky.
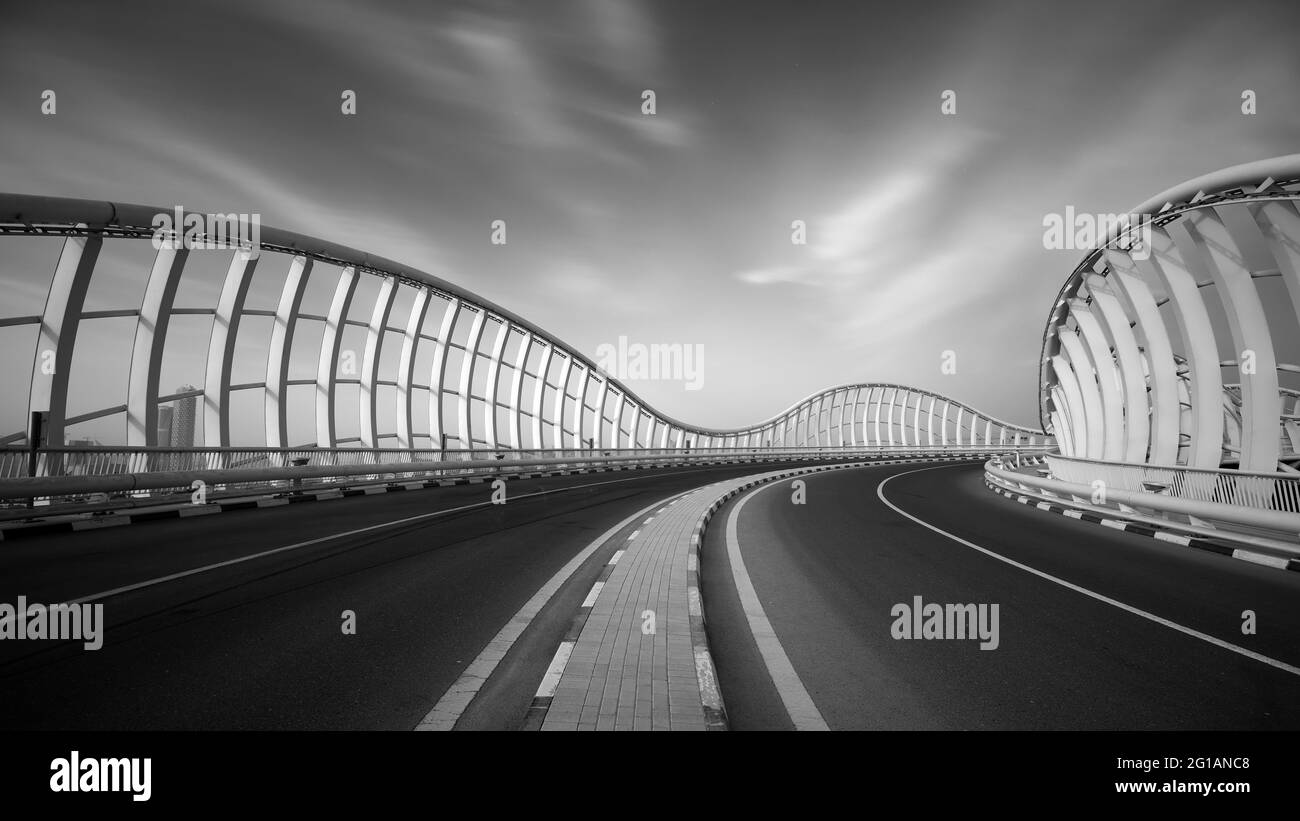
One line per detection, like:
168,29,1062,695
2,0,1299,443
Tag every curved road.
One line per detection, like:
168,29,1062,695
702,461,1300,730
0,458,860,730
6,457,1297,731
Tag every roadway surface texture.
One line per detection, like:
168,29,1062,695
702,461,1300,729
6,457,1297,731
0,457,892,730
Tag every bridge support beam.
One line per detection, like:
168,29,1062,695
428,297,461,451
204,250,257,450
396,289,430,449
359,277,396,448
316,266,357,448
482,319,509,449
1172,212,1281,472
265,256,312,451
508,331,533,450
30,230,102,453
457,308,488,450
127,241,188,447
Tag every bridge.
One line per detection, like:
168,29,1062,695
1,157,1298,731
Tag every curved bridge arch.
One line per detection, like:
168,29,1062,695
1039,155,1300,472
0,194,1044,459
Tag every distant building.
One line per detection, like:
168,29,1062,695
169,386,197,448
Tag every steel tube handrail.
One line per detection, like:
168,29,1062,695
1044,452,1300,513
0,446,1042,501
988,460,1300,537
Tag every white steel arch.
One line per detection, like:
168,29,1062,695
1041,155,1300,473
0,195,1046,461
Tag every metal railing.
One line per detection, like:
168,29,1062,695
985,458,1300,552
1044,452,1300,514
0,444,1047,507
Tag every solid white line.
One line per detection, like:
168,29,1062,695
535,641,575,698
581,582,604,608
725,483,829,731
877,466,1300,679
417,487,694,730
57,469,713,608
417,457,921,731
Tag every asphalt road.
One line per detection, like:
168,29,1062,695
702,461,1300,730
8,456,1296,731
0,458,865,730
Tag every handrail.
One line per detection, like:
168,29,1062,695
1044,451,1300,484
1043,452,1300,514
0,445,1041,502
985,459,1300,552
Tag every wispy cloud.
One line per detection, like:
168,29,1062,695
1,0,1297,437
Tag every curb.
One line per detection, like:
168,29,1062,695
0,455,968,542
685,456,973,729
522,455,970,731
521,536,629,731
0,462,702,541
984,479,1300,573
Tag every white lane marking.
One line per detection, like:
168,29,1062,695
581,582,605,608
1233,550,1289,569
417,488,694,730
535,641,576,698
418,458,908,729
628,529,640,540
644,517,655,524
878,466,1300,679
609,550,625,566
725,483,829,731
54,469,714,608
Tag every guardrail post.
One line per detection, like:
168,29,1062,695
290,456,310,491
26,411,48,509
